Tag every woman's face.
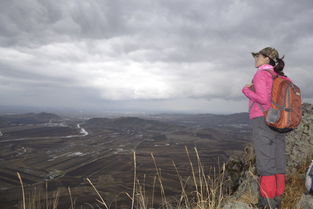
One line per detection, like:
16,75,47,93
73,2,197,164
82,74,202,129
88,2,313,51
254,54,269,68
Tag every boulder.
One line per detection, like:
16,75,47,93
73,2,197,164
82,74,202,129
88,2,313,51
296,194,313,209
222,201,251,209
286,103,313,174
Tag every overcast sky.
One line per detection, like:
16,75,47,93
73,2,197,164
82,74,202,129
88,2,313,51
0,0,312,114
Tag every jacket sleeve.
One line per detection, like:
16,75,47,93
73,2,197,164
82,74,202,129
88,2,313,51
242,71,270,105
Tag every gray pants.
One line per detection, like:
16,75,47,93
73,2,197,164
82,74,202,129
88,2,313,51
251,117,286,176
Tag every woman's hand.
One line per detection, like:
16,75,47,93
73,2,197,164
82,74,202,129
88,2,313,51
244,83,253,88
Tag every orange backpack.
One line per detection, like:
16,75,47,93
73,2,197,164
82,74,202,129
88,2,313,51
260,70,302,132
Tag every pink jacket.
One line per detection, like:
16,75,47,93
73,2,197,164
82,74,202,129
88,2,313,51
242,64,279,119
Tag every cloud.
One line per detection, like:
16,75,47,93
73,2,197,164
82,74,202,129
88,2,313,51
0,0,312,113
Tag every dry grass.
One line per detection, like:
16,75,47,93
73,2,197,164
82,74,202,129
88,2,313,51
281,156,313,209
16,148,312,209
85,146,229,209
17,174,61,209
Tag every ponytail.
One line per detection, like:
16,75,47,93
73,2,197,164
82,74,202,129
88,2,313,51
268,56,286,77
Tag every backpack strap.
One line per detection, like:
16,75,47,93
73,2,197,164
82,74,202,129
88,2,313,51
258,103,265,112
263,69,279,79
249,102,265,113
249,102,255,112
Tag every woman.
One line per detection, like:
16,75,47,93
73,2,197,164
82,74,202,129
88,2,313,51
242,47,289,209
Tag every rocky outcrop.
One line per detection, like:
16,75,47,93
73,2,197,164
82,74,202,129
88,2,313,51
286,103,313,174
223,143,256,194
222,201,251,209
297,194,313,209
222,103,313,209
222,144,259,208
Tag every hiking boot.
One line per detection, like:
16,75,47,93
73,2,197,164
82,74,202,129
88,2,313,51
274,196,282,208
257,196,279,209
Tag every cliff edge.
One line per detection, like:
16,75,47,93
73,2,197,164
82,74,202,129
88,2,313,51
222,103,313,209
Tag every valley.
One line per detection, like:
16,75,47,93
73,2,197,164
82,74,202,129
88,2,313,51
0,112,251,209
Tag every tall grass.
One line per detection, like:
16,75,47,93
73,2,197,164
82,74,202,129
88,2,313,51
84,146,229,209
16,147,309,209
17,174,60,209
281,155,313,208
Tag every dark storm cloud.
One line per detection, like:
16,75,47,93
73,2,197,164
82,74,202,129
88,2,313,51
0,0,312,112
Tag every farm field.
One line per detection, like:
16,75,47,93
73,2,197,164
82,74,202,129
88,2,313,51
0,112,251,209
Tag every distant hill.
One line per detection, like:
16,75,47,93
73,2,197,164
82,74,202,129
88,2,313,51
148,112,249,129
0,112,62,128
84,116,178,133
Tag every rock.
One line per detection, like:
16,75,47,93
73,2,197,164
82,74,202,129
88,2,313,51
223,143,256,194
304,125,310,135
296,194,313,209
222,201,251,209
285,103,313,174
231,172,259,204
302,103,313,114
222,144,258,207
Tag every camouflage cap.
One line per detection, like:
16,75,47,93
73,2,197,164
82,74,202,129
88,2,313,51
251,47,279,62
